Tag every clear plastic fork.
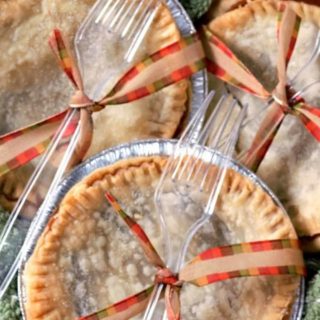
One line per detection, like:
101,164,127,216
0,0,160,300
143,92,247,319
290,31,320,88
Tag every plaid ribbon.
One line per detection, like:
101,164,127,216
78,192,305,320
204,1,320,172
0,30,205,177
0,111,70,175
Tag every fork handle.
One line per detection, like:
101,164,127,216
0,109,81,299
142,213,211,320
142,283,165,320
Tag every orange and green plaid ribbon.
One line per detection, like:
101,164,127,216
0,112,69,175
0,30,205,177
78,192,305,320
204,1,320,172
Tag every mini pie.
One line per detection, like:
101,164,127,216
207,0,320,250
0,0,189,209
24,156,300,320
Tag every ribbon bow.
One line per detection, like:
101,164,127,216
0,30,205,176
204,2,320,171
78,192,305,320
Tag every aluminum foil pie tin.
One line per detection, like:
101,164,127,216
19,139,304,319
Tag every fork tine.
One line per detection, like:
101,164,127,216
199,100,241,191
196,98,236,189
109,0,131,29
291,31,320,86
205,103,247,214
121,0,146,38
126,0,155,39
179,95,229,183
290,80,320,102
84,0,159,64
168,92,214,179
95,0,117,24
209,98,235,149
154,92,215,200
112,0,137,33
77,0,110,40
101,0,123,25
125,1,160,62
171,92,216,181
177,91,215,147
198,95,230,146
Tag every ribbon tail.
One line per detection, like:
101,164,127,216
277,2,301,69
165,285,181,320
78,286,155,320
67,109,93,167
274,2,301,105
105,192,165,268
0,110,68,177
49,29,84,90
202,27,269,98
294,103,320,141
240,103,285,172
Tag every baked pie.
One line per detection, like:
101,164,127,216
207,0,320,250
0,0,189,209
24,156,300,319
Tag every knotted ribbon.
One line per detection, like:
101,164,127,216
77,192,305,320
0,30,206,176
204,1,320,171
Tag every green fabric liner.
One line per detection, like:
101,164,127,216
0,208,22,320
303,258,320,320
179,0,213,20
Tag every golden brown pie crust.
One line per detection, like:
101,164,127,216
24,156,300,320
0,168,32,211
204,0,251,21
208,0,320,33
